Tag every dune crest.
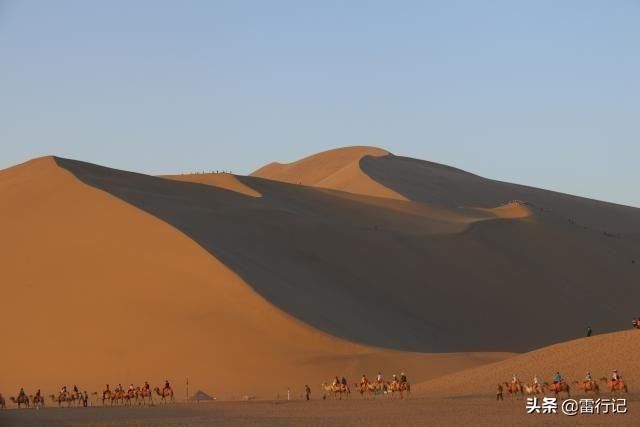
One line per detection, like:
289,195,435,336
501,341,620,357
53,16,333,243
251,146,407,200
161,172,261,197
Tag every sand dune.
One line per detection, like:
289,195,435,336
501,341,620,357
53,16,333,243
251,146,406,200
2,146,640,401
55,153,640,354
416,329,640,397
0,157,509,399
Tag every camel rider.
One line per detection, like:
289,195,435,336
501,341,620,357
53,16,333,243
360,375,369,386
341,377,347,387
333,376,340,387
533,375,540,386
612,370,620,383
73,385,79,394
400,372,407,383
18,388,25,398
164,380,171,391
376,372,383,384
392,374,398,383
35,389,41,398
553,372,562,384
144,381,150,391
585,372,593,383
61,385,68,394
512,374,519,384
129,384,135,392
105,384,110,392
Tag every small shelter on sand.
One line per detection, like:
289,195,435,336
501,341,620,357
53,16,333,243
189,390,215,402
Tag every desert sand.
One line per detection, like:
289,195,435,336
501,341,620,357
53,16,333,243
1,146,639,425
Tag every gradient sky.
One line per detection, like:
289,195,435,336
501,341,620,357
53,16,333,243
1,1,638,206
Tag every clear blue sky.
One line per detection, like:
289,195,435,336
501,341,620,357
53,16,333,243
1,1,638,206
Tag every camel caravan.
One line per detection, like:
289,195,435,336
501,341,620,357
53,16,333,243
498,370,628,401
322,372,411,400
1,380,174,409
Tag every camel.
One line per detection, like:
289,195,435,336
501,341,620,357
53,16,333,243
0,393,5,409
154,386,174,403
523,384,543,396
30,394,46,408
10,394,30,408
135,386,154,406
354,382,378,399
544,382,571,398
503,381,525,399
573,380,599,396
387,380,411,399
599,377,628,395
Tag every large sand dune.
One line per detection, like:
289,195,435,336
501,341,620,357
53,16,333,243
56,152,640,353
1,147,639,401
0,157,508,399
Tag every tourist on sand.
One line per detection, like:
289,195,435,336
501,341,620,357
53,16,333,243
586,326,592,337
496,384,503,401
305,385,311,401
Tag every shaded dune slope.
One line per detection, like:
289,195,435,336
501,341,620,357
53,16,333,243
0,157,510,398
361,154,640,234
56,156,640,353
416,329,640,397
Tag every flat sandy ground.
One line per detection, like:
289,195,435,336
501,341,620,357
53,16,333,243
2,395,639,427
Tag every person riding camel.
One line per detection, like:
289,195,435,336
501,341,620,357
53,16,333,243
400,372,407,383
533,375,541,391
144,381,150,391
73,385,79,395
585,372,593,383
376,372,383,384
553,372,562,384
512,374,519,384
35,389,41,399
612,369,620,384
392,374,398,384
118,384,124,393
129,384,135,393
341,377,347,387
360,375,369,386
61,385,68,395
333,376,340,387
164,380,171,392
18,388,26,398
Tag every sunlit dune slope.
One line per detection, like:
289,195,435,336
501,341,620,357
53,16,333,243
0,157,510,399
161,172,261,197
56,155,640,354
251,146,406,200
416,329,640,397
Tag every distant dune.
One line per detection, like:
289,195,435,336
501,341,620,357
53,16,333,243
251,146,406,200
1,146,639,399
416,329,640,397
